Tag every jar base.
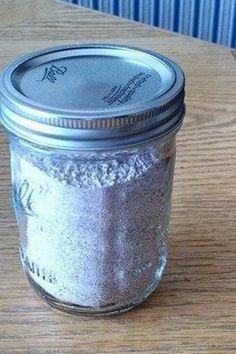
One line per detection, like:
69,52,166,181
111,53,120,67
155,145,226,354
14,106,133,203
25,256,167,316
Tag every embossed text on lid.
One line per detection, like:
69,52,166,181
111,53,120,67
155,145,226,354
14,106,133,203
0,44,185,149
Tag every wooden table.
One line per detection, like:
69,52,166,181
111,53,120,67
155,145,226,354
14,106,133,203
0,1,236,353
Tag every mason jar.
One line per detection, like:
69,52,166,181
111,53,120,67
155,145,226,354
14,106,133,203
0,44,185,315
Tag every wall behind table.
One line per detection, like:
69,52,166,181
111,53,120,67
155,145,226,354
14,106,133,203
64,0,236,49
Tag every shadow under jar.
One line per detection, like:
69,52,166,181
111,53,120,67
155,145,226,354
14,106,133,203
0,44,185,315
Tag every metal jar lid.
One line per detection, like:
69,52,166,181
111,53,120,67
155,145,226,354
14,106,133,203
0,44,185,150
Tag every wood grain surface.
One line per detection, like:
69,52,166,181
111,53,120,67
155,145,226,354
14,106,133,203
0,1,236,353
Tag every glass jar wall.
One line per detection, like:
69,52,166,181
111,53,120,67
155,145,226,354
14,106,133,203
10,133,176,314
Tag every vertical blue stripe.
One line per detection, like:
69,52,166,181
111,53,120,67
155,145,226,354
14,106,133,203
231,1,236,48
93,0,99,10
113,0,119,15
193,0,200,37
154,0,159,26
212,0,221,43
134,0,140,21
173,0,180,32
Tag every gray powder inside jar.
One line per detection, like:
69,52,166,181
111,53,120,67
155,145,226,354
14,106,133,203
15,142,175,308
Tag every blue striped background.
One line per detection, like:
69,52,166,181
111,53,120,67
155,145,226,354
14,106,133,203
64,0,236,49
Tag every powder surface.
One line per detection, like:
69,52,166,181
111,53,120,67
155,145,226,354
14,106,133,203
12,141,175,308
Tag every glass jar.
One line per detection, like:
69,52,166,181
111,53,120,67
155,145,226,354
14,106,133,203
0,44,185,315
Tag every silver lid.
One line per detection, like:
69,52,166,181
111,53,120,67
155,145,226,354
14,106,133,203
0,44,185,150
